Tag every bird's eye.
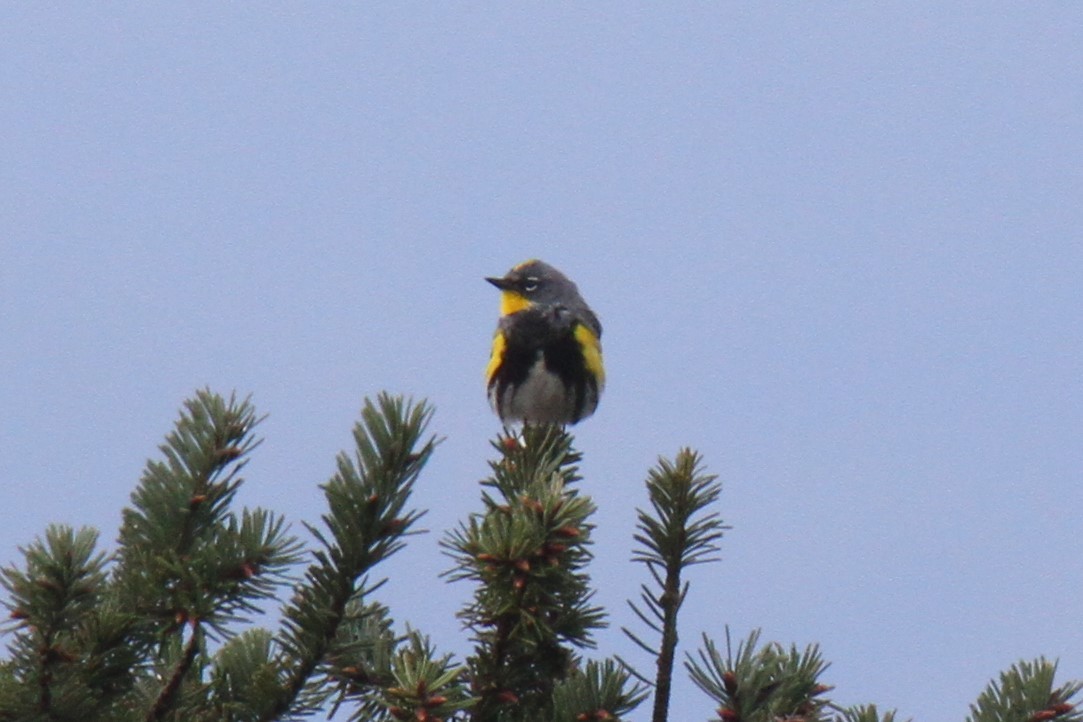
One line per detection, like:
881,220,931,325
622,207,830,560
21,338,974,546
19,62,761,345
522,277,539,292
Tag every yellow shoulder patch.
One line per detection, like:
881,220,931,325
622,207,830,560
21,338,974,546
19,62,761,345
485,331,507,383
574,324,605,388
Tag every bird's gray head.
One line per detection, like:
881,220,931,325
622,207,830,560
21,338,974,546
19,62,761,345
485,259,586,308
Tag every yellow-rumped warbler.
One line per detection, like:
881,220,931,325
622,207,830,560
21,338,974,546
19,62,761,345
485,259,604,425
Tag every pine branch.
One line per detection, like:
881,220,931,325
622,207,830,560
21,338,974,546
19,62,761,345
443,424,608,721
5,387,1082,722
205,628,281,721
114,390,300,643
620,448,725,722
102,390,301,721
0,525,109,719
549,659,648,722
966,658,1082,722
686,628,832,722
266,394,437,720
833,704,904,722
375,631,475,722
319,600,401,722
145,624,202,722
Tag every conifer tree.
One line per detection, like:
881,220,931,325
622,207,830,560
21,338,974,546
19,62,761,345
1,389,1080,722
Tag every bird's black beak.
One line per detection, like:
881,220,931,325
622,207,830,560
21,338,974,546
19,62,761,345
486,276,513,291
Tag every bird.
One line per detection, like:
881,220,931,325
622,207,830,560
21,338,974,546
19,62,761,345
484,259,604,425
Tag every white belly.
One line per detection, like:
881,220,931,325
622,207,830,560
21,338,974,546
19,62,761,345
492,357,576,423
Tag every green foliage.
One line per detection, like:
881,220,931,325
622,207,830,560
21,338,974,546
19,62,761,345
443,424,610,720
967,658,1082,722
549,659,649,722
206,629,281,721
0,526,120,721
267,393,439,718
0,390,445,722
114,391,301,644
622,449,726,722
0,388,1079,722
687,629,832,722
836,704,904,722
633,450,726,573
377,631,475,722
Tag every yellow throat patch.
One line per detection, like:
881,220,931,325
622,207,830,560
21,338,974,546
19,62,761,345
499,290,532,316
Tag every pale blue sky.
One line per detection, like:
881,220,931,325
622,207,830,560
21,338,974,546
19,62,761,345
3,5,1082,720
